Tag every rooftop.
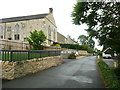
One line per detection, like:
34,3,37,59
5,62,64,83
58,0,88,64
0,13,49,23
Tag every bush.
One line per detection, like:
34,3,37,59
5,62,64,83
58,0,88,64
55,44,60,47
98,61,120,88
68,53,76,59
51,44,60,47
113,67,120,80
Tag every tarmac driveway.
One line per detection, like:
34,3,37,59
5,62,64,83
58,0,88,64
2,56,104,88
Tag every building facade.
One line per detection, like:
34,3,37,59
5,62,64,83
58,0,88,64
0,8,57,47
0,8,78,50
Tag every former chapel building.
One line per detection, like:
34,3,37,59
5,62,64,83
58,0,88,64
0,8,77,50
0,8,57,46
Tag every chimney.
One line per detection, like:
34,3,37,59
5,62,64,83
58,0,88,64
49,8,53,13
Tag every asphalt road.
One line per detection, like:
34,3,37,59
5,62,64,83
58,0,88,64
2,56,104,88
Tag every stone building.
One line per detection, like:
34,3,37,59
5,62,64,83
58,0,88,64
57,32,78,44
0,8,57,48
57,32,67,44
66,35,78,44
0,8,78,50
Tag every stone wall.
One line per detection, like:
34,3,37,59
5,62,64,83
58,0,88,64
0,39,29,50
1,56,63,80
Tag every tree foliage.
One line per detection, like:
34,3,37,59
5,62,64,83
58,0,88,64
88,37,95,49
78,35,88,45
26,30,46,50
78,35,95,48
72,2,120,54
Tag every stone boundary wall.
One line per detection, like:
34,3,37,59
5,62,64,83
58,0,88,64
0,39,29,50
1,56,63,80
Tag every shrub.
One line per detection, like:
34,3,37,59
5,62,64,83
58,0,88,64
68,53,76,59
55,44,60,47
113,67,120,80
51,44,60,47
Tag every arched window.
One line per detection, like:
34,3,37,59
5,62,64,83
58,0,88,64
15,24,20,32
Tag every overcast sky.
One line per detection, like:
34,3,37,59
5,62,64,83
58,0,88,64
0,0,103,50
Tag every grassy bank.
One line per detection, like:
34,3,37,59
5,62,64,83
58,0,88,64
97,59,120,89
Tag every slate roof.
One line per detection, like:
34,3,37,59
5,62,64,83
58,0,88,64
0,13,49,23
57,32,67,38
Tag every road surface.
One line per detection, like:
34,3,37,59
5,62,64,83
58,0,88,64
2,56,104,88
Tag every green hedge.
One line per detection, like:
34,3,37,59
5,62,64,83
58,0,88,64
98,61,120,89
113,67,120,81
60,44,95,53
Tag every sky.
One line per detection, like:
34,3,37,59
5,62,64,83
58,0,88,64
0,0,103,50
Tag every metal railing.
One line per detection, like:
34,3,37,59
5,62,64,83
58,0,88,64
0,50,61,61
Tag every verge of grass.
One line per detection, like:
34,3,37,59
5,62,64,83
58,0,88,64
97,59,120,89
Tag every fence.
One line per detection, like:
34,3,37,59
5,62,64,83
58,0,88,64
0,50,61,61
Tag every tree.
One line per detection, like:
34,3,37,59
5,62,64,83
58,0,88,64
78,35,88,45
26,30,46,50
88,37,95,49
72,2,120,54
78,35,95,48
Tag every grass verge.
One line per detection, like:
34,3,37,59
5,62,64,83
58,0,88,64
97,59,120,89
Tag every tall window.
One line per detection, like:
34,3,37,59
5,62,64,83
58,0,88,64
48,26,51,40
7,26,11,32
14,34,20,40
15,24,20,32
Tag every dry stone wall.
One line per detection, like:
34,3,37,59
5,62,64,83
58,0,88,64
1,56,63,80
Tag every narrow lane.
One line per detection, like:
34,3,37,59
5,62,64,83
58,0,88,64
3,56,104,88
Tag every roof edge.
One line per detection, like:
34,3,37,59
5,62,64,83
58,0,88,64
0,13,49,23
